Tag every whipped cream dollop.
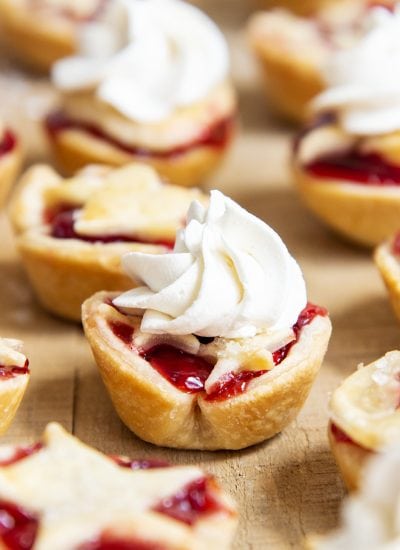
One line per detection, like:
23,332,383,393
52,0,229,123
312,6,400,136
316,448,400,549
113,191,307,339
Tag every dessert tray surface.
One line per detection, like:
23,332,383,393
0,1,398,548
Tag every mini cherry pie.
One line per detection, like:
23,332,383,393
9,163,207,321
0,422,237,549
0,123,22,208
0,0,115,71
82,293,331,450
328,350,400,490
0,338,30,435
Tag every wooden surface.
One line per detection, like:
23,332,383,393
1,1,399,548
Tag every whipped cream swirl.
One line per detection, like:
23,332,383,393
313,6,400,136
316,447,400,549
52,0,229,123
114,191,307,339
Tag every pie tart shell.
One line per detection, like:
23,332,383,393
294,165,400,246
0,0,75,71
328,422,372,491
82,291,332,450
257,0,338,16
374,241,400,322
0,375,29,435
0,143,22,208
48,128,232,188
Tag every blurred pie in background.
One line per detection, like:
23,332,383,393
0,120,22,207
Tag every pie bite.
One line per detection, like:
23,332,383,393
293,6,400,246
46,0,236,187
82,191,331,450
0,0,123,71
247,1,393,122
0,338,30,435
9,162,207,321
374,234,400,323
328,351,400,491
0,422,237,549
0,123,22,208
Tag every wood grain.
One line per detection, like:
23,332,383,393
1,1,399,548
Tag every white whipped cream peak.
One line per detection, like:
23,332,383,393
315,447,400,549
52,0,229,123
312,6,400,136
113,191,307,339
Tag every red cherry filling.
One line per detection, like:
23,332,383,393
305,148,400,186
141,345,214,394
153,477,224,526
111,455,169,470
45,206,175,248
0,442,42,467
0,360,30,380
0,501,38,550
205,370,267,402
108,321,135,347
0,130,17,159
80,536,168,550
45,112,235,160
329,422,372,453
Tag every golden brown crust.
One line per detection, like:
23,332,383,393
0,144,22,208
374,242,400,322
259,0,342,16
82,291,332,450
0,376,29,435
48,128,231,187
328,423,373,491
293,164,400,247
0,0,76,71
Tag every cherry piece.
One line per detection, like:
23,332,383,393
0,360,30,380
153,477,223,526
45,112,234,160
0,130,16,159
108,321,135,347
205,370,268,402
80,535,167,550
141,344,214,394
0,501,38,550
330,422,356,444
305,149,400,186
111,456,169,470
47,206,175,248
0,442,42,467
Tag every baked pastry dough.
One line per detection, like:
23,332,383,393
0,0,114,71
9,163,207,321
375,237,400,322
247,1,394,122
293,120,400,246
0,422,237,549
82,293,331,450
0,125,22,208
0,338,30,435
328,351,400,490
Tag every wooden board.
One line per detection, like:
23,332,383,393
1,1,399,548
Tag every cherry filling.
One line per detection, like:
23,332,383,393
0,442,42,467
0,360,30,380
80,536,167,550
45,112,235,160
305,148,400,186
141,345,214,394
0,130,17,159
111,455,169,470
0,501,39,550
329,422,373,453
108,321,135,347
153,477,224,526
45,206,175,248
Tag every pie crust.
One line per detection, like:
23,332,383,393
82,292,332,450
374,240,400,322
0,338,30,435
0,422,237,549
0,129,22,208
45,83,237,187
293,123,400,246
328,351,400,490
9,163,207,321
